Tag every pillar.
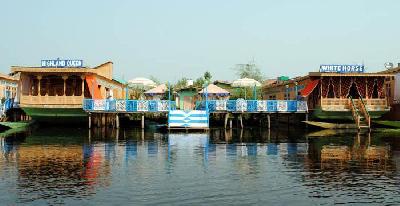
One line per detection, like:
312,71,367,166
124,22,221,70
37,76,42,96
224,113,229,129
141,114,145,129
239,114,243,128
88,113,92,129
81,76,85,97
267,114,271,129
62,76,68,96
101,113,106,127
116,114,120,128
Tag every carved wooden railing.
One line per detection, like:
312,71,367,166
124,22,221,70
358,96,371,128
348,97,360,130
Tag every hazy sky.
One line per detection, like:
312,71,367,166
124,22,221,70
1,0,399,83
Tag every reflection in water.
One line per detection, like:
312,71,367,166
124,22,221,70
0,127,399,205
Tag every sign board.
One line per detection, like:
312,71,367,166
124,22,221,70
319,65,364,73
41,59,83,68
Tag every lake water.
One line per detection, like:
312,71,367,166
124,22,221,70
1,126,399,205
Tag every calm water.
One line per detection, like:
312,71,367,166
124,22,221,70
1,126,400,205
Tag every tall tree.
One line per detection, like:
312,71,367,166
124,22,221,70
149,75,161,85
204,71,212,82
174,78,188,89
234,62,264,82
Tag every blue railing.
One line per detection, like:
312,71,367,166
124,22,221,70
196,100,308,113
83,99,176,112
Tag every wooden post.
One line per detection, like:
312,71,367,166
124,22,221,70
267,114,271,129
141,114,145,129
116,114,120,128
81,76,85,96
239,114,243,128
224,113,229,129
101,113,106,127
88,113,92,129
37,76,42,96
62,76,68,96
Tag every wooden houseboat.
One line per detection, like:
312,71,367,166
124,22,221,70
263,66,393,127
379,64,400,120
10,61,126,123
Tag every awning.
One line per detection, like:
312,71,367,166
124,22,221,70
86,75,102,99
301,80,319,97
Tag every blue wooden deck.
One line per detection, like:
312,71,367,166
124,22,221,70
83,99,308,113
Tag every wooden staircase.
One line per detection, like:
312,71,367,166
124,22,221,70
349,97,371,130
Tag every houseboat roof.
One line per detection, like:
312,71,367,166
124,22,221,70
0,73,18,82
309,72,394,77
378,66,400,74
263,72,394,89
10,61,114,80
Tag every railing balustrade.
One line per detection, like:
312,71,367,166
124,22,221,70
83,99,176,112
195,100,308,113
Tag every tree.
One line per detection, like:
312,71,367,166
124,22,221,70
194,77,205,88
234,62,264,82
204,71,212,82
174,78,188,90
149,75,161,85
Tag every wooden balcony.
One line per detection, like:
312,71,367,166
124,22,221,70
20,95,84,108
321,98,389,112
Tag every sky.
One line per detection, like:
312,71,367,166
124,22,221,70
1,0,399,83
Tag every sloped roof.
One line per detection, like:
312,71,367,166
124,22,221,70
199,84,230,94
144,84,167,94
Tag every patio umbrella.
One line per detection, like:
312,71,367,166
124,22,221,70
128,77,157,88
231,78,261,87
231,78,261,99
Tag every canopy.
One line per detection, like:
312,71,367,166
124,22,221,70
301,79,319,97
144,84,167,96
231,78,261,87
199,84,230,96
128,77,157,88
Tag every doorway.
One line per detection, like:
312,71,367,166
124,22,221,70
347,82,360,99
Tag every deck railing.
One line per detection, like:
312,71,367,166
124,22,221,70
195,100,308,113
83,99,176,112
321,98,389,112
358,96,371,128
349,97,360,129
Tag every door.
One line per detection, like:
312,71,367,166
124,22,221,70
183,96,193,110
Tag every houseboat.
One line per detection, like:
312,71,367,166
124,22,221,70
10,60,126,123
263,65,393,127
379,63,400,120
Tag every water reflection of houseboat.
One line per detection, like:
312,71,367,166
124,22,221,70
321,145,351,162
10,61,126,123
263,68,393,122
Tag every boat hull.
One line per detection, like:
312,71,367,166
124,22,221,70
21,107,87,124
312,107,388,120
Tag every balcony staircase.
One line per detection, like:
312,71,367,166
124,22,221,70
349,97,371,130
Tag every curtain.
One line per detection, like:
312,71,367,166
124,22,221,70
321,78,329,98
355,77,366,98
332,77,340,98
341,77,353,98
367,77,375,98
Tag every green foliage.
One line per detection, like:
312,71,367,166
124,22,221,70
149,75,161,85
234,63,264,82
228,87,263,100
204,71,212,81
127,86,145,99
194,77,205,88
174,78,188,90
